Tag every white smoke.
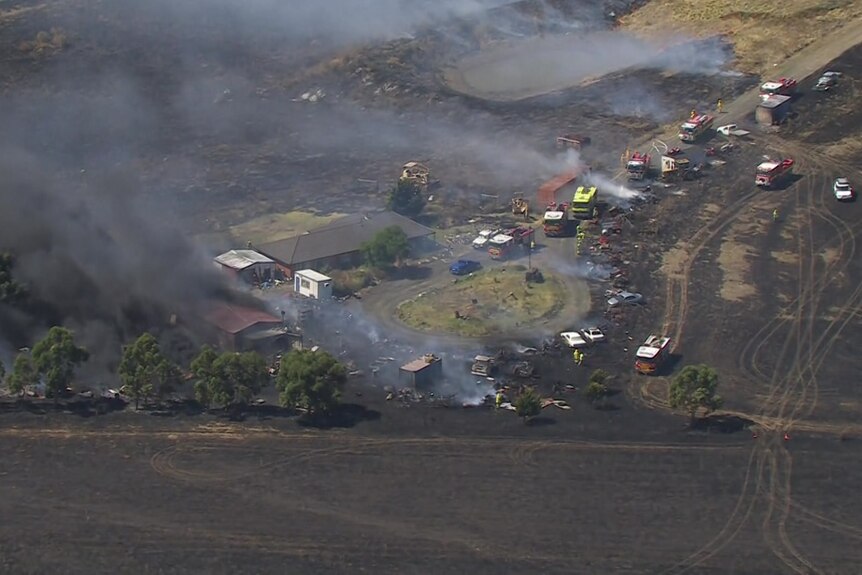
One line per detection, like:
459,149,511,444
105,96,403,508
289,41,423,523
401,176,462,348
588,172,642,203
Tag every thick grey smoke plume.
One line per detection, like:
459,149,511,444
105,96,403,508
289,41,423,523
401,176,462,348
0,149,247,373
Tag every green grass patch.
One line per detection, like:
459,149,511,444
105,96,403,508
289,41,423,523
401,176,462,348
396,265,568,337
329,267,376,296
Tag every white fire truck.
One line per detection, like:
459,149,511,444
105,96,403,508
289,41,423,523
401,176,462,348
760,78,797,99
678,114,715,142
626,151,652,180
755,158,794,189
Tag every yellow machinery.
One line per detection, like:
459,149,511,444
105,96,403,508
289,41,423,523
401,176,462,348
660,155,692,181
571,185,597,218
511,195,530,220
400,161,431,192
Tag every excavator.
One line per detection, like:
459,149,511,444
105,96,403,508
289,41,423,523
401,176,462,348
511,194,530,221
400,161,438,193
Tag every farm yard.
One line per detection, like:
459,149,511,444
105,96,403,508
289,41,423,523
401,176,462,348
2,0,862,573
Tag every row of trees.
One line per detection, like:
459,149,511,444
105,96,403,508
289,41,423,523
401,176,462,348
1,327,347,416
2,327,89,399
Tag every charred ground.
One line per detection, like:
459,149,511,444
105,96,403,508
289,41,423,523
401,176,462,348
2,1,862,574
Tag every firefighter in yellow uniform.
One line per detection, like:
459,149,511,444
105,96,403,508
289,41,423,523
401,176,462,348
690,109,697,119
717,99,723,113
773,208,779,222
495,391,504,409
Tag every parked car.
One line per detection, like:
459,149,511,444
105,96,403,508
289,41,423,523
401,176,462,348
581,327,606,343
607,291,644,307
560,331,588,348
449,259,481,276
716,124,737,136
472,229,501,249
833,178,855,201
814,74,838,91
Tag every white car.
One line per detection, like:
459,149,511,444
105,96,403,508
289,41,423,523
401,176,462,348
833,178,855,201
560,331,588,348
472,229,500,249
716,124,737,136
581,327,606,343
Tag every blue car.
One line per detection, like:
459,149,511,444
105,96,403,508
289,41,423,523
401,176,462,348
450,259,481,276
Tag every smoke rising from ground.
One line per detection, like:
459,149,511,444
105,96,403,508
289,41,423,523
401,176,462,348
444,31,732,101
0,148,252,376
0,0,662,383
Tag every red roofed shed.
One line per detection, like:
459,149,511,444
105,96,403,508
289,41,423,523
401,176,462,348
203,302,297,352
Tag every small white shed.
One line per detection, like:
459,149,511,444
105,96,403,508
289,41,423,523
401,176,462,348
294,269,333,300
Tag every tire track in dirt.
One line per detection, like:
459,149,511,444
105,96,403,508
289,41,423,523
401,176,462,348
658,144,862,573
659,444,766,574
660,189,762,345
735,156,827,573
731,149,862,573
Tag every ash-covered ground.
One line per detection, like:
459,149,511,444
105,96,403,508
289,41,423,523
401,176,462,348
3,2,862,574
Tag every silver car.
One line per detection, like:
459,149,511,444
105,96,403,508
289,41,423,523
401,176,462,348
607,291,644,307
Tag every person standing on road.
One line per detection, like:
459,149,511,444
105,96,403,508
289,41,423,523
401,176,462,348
717,99,723,113
773,208,780,222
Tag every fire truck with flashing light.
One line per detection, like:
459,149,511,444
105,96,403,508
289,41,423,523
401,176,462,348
755,158,794,189
759,78,797,99
679,114,714,142
542,202,577,236
634,335,671,375
571,185,598,218
488,227,534,260
626,151,652,180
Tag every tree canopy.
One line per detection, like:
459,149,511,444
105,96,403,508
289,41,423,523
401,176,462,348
514,387,542,422
31,326,89,399
6,353,39,395
191,346,269,409
387,179,426,218
361,225,410,269
118,333,180,408
585,369,610,403
668,364,723,423
0,252,27,305
277,348,346,415
191,345,219,408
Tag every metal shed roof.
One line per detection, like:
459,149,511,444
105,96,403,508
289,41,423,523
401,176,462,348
203,302,282,334
295,269,331,282
257,211,435,266
758,95,791,109
214,250,275,270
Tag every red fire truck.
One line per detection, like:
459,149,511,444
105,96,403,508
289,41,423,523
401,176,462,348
488,227,535,260
678,114,714,142
760,78,798,98
634,335,672,375
626,151,652,180
755,158,794,189
542,202,577,236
